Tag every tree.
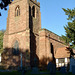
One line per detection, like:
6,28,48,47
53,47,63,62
0,30,5,50
62,8,75,49
0,0,13,16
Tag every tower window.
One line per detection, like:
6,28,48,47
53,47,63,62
32,6,35,17
13,40,19,55
15,6,20,17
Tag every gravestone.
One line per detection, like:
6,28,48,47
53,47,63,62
31,57,39,74
60,66,66,74
69,56,75,74
18,53,23,71
47,62,51,71
20,53,23,69
18,53,26,75
47,62,56,75
72,65,75,74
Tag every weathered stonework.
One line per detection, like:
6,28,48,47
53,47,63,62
2,0,66,69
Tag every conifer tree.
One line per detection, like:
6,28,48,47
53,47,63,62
62,8,75,49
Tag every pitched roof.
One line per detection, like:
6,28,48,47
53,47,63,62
55,47,70,58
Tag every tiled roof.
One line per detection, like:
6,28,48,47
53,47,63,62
55,47,70,58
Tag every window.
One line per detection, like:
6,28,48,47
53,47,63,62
15,6,20,17
56,59,58,63
56,64,59,67
32,6,35,17
29,6,33,30
13,40,19,55
59,58,65,63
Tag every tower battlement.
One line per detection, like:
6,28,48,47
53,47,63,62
11,0,40,7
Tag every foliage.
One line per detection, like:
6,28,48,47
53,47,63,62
62,8,75,49
62,8,75,20
0,0,13,16
0,30,5,51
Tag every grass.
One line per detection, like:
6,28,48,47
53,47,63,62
0,71,21,75
0,71,73,75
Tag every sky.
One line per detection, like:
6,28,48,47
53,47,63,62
0,0,75,36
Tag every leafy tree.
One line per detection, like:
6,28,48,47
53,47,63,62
62,8,75,49
0,0,13,16
0,30,5,50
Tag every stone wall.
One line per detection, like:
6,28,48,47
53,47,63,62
29,0,41,34
3,29,30,68
3,0,30,68
39,28,66,62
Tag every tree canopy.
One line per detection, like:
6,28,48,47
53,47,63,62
0,30,5,51
0,0,13,16
62,8,75,49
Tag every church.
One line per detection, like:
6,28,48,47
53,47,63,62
2,0,70,69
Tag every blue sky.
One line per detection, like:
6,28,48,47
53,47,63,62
0,0,75,36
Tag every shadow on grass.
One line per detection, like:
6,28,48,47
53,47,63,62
0,71,21,75
0,71,73,75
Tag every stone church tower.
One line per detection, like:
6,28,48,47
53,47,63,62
2,0,65,69
3,0,42,68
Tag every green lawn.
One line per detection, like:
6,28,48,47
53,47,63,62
0,71,21,75
0,71,73,75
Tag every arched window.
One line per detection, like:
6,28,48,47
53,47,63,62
15,6,20,17
32,6,35,17
29,6,32,30
13,40,19,55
